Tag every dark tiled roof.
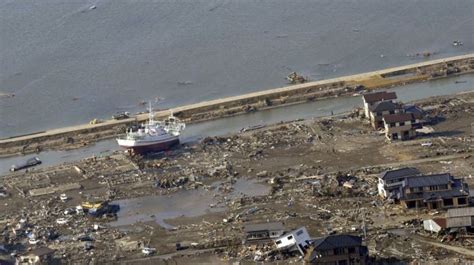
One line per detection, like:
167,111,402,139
369,101,403,113
383,113,415,123
313,235,363,251
379,167,420,181
363,91,397,103
405,173,452,188
404,104,425,117
447,207,474,218
422,188,467,201
244,222,284,232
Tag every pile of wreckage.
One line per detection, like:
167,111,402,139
240,221,369,264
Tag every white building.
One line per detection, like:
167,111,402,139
274,227,311,255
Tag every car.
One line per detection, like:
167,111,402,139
421,142,433,147
60,193,68,202
84,242,94,251
142,247,156,256
28,238,40,245
56,218,68,225
64,208,76,215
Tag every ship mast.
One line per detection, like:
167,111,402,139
148,101,154,124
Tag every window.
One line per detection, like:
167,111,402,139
429,186,439,191
275,240,282,245
458,198,467,205
443,198,453,206
348,247,356,254
400,122,405,126
390,123,395,127
389,110,395,114
296,230,304,236
287,235,293,240
334,248,344,255
410,187,423,193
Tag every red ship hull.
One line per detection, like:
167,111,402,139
125,138,180,154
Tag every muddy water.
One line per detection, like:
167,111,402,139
109,178,269,229
2,0,473,138
1,75,472,176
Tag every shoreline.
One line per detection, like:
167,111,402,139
0,54,473,157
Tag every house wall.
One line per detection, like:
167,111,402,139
275,227,311,253
447,216,473,228
385,123,416,140
308,246,367,265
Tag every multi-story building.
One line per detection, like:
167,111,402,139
368,101,404,129
362,91,397,118
382,113,420,140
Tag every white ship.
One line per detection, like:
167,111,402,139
116,104,185,154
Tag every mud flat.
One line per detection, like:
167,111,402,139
1,54,473,157
0,91,472,264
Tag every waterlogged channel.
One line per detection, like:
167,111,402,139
109,178,270,229
0,75,473,176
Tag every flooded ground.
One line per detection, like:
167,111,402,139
109,178,269,229
1,75,472,176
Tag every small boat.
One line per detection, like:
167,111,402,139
10,157,41,172
452,40,463,46
455,80,467,84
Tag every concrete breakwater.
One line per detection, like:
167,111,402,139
1,54,473,157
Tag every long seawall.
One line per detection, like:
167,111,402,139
1,54,473,156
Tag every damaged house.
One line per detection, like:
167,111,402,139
274,227,312,255
362,91,397,118
424,207,474,234
361,91,425,140
382,112,420,141
304,234,368,265
378,168,469,210
368,101,404,129
243,222,285,245
378,167,421,199
400,173,469,210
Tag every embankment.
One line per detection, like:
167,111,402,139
1,54,473,157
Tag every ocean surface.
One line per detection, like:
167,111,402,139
1,0,473,138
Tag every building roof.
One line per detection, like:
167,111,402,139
433,218,447,229
404,104,425,118
383,113,415,123
26,247,55,257
244,222,284,233
312,234,363,251
405,173,452,188
369,101,403,113
447,207,474,218
379,167,420,181
363,91,397,104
